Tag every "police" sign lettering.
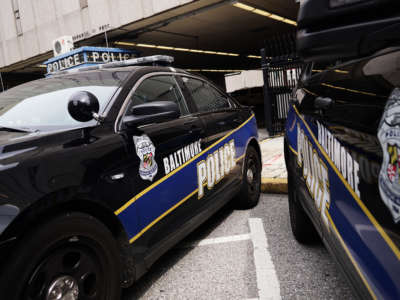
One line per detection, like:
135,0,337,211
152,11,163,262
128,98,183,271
44,47,138,75
47,51,133,73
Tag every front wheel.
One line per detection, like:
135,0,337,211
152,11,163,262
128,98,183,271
236,145,261,209
288,171,320,244
0,212,121,300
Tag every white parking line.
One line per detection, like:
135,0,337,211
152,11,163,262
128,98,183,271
180,233,251,248
249,218,281,300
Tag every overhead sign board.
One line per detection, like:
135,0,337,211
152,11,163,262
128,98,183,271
72,24,112,42
43,46,139,75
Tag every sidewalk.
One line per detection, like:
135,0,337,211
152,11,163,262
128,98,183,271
259,136,288,194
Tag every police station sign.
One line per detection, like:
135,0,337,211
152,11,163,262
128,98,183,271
44,46,139,75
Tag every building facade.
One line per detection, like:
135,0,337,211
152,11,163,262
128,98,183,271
0,0,193,70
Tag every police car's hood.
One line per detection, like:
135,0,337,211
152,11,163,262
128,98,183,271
0,127,90,167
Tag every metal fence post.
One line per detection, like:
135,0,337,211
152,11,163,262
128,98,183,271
0,72,4,92
261,48,273,135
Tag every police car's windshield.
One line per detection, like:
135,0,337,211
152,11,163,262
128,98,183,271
0,71,129,131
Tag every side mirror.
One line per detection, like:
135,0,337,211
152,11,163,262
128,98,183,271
314,96,334,110
68,91,100,122
122,101,180,128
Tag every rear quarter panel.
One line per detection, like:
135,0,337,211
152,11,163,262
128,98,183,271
286,49,400,299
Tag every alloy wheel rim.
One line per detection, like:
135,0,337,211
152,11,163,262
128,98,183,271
46,275,79,300
25,237,104,300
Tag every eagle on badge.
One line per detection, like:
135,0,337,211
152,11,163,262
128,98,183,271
133,135,158,182
387,144,400,183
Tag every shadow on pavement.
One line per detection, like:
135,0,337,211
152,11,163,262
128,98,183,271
122,201,237,299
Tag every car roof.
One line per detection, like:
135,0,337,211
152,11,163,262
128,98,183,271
50,65,191,78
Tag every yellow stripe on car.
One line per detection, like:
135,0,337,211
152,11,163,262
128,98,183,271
115,114,255,215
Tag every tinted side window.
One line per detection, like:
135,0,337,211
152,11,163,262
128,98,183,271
182,77,230,112
128,75,189,115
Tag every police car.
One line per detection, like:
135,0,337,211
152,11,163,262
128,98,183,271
0,56,261,299
285,0,400,299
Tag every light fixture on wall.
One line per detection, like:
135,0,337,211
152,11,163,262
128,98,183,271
115,41,240,57
115,41,261,59
232,1,297,26
248,55,262,59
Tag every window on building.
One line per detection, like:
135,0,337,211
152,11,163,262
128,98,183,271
11,0,22,36
181,77,231,113
80,0,88,9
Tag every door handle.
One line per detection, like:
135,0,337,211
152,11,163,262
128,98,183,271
189,125,203,134
233,118,242,125
110,173,125,180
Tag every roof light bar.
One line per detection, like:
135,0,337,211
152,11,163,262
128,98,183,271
54,55,174,75
232,1,297,26
115,42,240,57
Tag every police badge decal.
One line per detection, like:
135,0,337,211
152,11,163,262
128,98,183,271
378,88,400,223
133,135,158,181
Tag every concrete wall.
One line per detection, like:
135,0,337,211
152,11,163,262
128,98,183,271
0,0,194,68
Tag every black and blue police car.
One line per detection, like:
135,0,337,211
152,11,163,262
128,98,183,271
0,55,261,299
285,1,400,299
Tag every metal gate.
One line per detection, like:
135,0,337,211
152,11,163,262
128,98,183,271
267,61,303,134
261,33,305,136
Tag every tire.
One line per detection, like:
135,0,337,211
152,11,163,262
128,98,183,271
288,171,320,244
236,145,261,209
0,212,121,300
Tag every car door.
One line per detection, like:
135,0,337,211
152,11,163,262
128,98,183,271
178,75,244,203
116,73,207,259
295,50,400,299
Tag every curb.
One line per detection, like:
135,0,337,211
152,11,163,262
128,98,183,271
259,134,284,144
261,177,287,194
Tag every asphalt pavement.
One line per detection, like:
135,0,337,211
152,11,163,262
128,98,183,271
123,194,354,300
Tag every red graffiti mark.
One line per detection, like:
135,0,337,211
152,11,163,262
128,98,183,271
263,154,282,166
